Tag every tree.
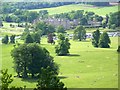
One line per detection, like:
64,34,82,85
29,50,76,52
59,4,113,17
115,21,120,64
56,25,65,33
25,34,34,43
55,34,70,56
11,43,58,78
21,26,30,40
34,67,67,90
47,24,55,34
80,17,88,25
73,26,86,41
27,11,39,23
99,32,111,48
47,33,54,44
102,21,107,28
1,69,23,90
2,35,9,44
1,69,13,90
10,35,15,44
92,29,101,47
35,22,48,35
32,33,41,44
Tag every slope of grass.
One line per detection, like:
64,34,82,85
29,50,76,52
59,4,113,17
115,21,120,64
29,4,119,16
1,37,118,88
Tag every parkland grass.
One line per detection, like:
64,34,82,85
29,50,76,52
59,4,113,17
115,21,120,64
1,37,118,88
29,4,119,16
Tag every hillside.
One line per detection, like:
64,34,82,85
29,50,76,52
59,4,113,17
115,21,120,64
29,4,119,16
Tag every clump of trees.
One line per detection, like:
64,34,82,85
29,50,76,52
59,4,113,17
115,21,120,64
35,22,55,35
73,26,86,41
92,30,111,48
108,11,120,29
11,43,58,78
55,34,70,56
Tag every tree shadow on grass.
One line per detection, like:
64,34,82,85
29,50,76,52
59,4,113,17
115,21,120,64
58,76,68,79
20,76,67,83
21,77,38,83
67,54,80,57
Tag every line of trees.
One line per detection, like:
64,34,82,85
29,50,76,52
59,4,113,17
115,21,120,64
54,10,103,25
1,2,75,14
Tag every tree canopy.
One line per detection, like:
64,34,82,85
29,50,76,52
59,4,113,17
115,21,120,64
55,34,70,56
35,67,67,90
73,26,86,41
92,29,101,47
99,32,111,48
11,43,58,78
2,35,9,44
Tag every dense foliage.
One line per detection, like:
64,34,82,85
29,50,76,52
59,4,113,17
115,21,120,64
10,35,15,44
2,35,9,44
1,2,75,14
56,25,66,33
99,32,111,48
35,67,67,90
73,26,86,41
54,10,103,24
108,11,120,29
92,29,101,47
1,69,13,90
55,34,70,56
35,22,55,35
11,43,58,78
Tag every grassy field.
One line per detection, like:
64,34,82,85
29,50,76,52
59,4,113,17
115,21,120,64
0,22,24,36
1,37,118,88
29,4,119,16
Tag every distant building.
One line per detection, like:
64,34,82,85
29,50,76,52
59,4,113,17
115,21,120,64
86,20,102,28
33,17,102,29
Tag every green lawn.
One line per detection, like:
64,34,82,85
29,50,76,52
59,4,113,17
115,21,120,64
1,37,118,88
29,4,119,16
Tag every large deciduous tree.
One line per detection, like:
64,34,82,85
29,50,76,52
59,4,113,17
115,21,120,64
73,26,86,41
92,29,100,47
11,43,58,78
99,32,111,48
55,34,70,56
